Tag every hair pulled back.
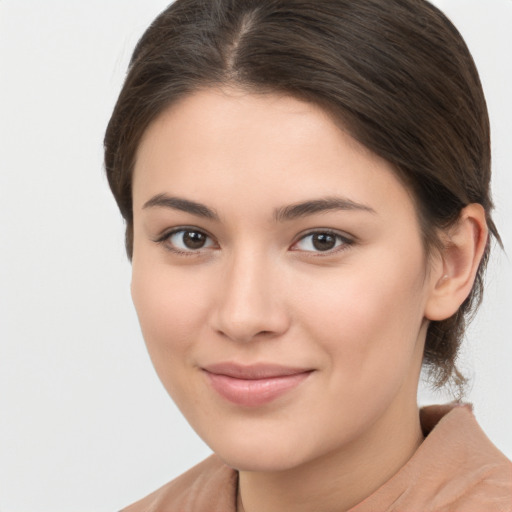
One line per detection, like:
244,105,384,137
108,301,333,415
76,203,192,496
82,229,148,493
104,0,499,391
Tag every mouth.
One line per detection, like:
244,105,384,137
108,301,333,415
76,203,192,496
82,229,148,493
202,363,314,407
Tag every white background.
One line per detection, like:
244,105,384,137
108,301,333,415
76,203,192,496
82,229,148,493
0,1,511,511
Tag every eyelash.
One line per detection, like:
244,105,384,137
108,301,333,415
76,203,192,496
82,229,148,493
155,227,217,256
154,227,354,257
291,229,354,256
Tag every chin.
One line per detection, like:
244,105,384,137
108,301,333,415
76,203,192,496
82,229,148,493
219,447,308,473
202,428,323,473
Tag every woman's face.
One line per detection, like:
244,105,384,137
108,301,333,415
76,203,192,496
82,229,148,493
131,88,440,472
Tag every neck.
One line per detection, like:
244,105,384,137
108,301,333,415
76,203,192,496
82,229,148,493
238,400,424,512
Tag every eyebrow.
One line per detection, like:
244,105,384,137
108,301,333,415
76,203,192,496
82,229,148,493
274,197,376,222
142,194,220,220
142,193,375,222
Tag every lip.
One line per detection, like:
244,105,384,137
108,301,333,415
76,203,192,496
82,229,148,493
202,363,314,407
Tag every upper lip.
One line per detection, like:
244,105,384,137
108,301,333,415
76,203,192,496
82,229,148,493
202,362,313,380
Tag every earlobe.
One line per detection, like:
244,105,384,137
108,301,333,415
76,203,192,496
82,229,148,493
425,204,488,321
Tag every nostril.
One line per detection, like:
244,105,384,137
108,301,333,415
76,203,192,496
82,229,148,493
215,328,277,343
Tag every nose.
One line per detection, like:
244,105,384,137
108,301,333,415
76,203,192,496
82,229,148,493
210,250,290,343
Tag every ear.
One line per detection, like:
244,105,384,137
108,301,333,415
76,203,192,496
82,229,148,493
425,204,489,321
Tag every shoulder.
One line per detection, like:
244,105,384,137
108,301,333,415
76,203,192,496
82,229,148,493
421,404,512,511
121,454,238,512
410,404,512,511
352,404,512,512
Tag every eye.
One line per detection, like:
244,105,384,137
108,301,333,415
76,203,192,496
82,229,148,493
292,231,351,253
159,228,216,254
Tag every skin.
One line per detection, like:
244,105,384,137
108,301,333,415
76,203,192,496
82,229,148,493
130,88,487,512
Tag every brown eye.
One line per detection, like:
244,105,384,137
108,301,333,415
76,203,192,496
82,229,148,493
182,231,208,249
311,233,336,251
166,229,215,252
292,231,351,253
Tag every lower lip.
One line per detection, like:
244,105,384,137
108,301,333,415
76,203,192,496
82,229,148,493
204,371,312,407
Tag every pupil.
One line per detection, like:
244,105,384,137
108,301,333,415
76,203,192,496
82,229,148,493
184,231,206,249
312,233,336,251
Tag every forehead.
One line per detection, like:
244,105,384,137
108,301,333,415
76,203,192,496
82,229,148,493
132,88,418,223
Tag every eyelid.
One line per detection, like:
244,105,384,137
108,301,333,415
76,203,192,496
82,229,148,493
154,226,218,255
290,229,354,254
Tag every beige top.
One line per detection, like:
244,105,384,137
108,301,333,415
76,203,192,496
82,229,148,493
122,404,512,512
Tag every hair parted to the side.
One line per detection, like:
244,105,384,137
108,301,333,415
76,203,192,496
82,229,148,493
104,0,500,393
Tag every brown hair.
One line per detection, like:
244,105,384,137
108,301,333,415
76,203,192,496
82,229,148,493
104,0,500,391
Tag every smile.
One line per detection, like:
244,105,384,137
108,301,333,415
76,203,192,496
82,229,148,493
202,363,314,407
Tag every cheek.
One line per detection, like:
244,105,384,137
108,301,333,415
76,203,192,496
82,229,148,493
290,259,428,440
130,261,211,381
295,252,427,377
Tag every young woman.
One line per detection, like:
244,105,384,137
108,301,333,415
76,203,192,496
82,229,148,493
104,0,512,510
